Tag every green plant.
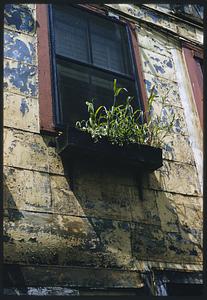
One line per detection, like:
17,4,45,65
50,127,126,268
75,79,176,148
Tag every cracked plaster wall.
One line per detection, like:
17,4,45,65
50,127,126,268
3,3,203,294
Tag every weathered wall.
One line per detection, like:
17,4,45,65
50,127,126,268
3,3,203,294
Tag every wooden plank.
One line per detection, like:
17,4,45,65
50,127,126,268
4,265,143,288
182,46,203,128
36,4,56,134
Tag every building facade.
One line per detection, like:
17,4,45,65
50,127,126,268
3,3,203,296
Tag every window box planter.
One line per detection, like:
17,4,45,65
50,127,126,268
56,127,163,171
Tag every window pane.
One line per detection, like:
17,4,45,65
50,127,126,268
57,59,137,125
90,16,131,74
53,6,90,63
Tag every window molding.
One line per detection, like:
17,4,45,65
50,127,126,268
36,4,56,134
182,42,203,128
127,22,148,115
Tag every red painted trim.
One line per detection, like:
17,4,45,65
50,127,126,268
36,4,56,134
128,22,148,116
78,4,106,16
183,46,203,129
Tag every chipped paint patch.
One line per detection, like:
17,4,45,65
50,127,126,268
4,128,48,172
4,93,39,132
165,231,202,263
20,99,29,116
4,4,35,34
140,48,176,81
171,47,203,193
4,167,52,211
143,73,183,108
149,160,201,195
131,223,166,260
4,30,36,64
162,134,195,164
4,60,37,97
3,2,203,284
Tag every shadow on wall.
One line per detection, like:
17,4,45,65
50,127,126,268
66,157,202,267
3,155,202,293
3,181,28,294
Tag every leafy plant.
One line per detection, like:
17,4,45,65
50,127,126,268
75,79,176,148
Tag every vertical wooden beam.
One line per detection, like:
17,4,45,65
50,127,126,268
128,22,148,115
183,46,203,129
36,4,56,134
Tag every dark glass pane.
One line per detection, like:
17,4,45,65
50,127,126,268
53,6,90,63
167,283,203,296
53,5,133,76
57,59,137,125
90,15,131,75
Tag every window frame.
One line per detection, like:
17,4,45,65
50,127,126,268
182,41,203,128
36,4,148,134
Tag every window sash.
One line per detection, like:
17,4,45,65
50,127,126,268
50,4,142,127
53,5,133,76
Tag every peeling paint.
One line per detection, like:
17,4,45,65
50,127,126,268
165,59,173,68
154,64,165,74
20,99,29,116
4,31,35,64
3,3,203,292
4,4,35,34
4,61,37,96
144,79,152,93
146,11,159,23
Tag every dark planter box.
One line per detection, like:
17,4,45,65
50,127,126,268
56,127,163,171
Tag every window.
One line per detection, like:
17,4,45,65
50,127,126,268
49,5,142,128
182,43,203,128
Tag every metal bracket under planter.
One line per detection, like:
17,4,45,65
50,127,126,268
56,127,163,200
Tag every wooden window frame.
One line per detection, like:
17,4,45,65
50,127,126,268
182,41,203,128
36,4,148,134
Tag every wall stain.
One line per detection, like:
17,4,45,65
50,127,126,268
165,59,173,68
20,99,29,116
154,64,165,74
144,79,152,93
